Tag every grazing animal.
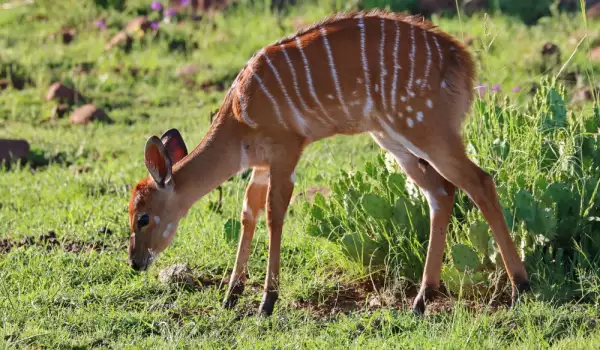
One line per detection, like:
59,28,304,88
127,10,530,316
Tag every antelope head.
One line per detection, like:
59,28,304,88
127,128,189,271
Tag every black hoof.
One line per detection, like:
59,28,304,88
223,282,245,309
411,286,442,316
258,290,278,317
511,279,531,308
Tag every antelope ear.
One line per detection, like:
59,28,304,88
160,128,188,165
144,136,173,189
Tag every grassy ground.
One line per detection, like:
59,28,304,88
2,0,600,348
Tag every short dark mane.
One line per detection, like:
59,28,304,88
271,9,441,47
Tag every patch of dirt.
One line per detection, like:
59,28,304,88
288,272,516,319
0,231,111,254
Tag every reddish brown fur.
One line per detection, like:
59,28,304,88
127,10,528,316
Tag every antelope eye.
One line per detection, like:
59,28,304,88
138,213,150,228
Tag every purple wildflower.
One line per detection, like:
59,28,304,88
164,7,177,17
491,84,501,92
95,19,107,30
179,0,191,6
512,86,521,93
150,21,160,30
150,1,163,11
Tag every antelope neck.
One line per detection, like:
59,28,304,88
172,116,247,213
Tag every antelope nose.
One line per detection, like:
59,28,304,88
129,259,142,271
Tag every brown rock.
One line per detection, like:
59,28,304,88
61,28,76,44
176,64,198,77
125,16,151,35
159,263,197,289
68,104,112,125
105,31,133,51
46,82,85,104
588,3,600,19
590,45,600,61
571,86,599,104
0,139,30,165
464,35,475,46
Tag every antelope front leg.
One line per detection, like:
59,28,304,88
223,168,269,309
258,165,297,316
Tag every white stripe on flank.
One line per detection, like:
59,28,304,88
358,17,374,116
237,88,258,128
379,19,387,109
391,21,401,111
295,37,331,122
433,35,443,71
263,53,308,135
320,27,350,117
280,45,311,113
407,25,416,95
252,71,288,130
422,30,432,90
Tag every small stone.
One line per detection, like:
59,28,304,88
0,139,30,166
159,263,197,289
368,296,382,308
587,3,600,19
125,16,151,35
68,104,112,125
60,28,76,45
590,45,600,61
105,31,133,51
46,82,85,105
176,64,198,77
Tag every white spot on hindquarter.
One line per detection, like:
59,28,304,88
441,80,447,89
320,27,350,117
426,99,433,108
416,111,424,122
290,171,296,184
327,94,334,100
357,77,363,84
153,216,160,225
416,79,421,85
387,114,394,122
407,25,416,96
296,37,331,122
358,17,374,117
391,20,401,112
263,53,308,136
163,223,173,238
379,18,387,109
439,187,448,196
406,105,413,112
407,118,414,128
375,84,379,92
401,96,407,102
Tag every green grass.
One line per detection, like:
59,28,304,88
2,0,600,348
